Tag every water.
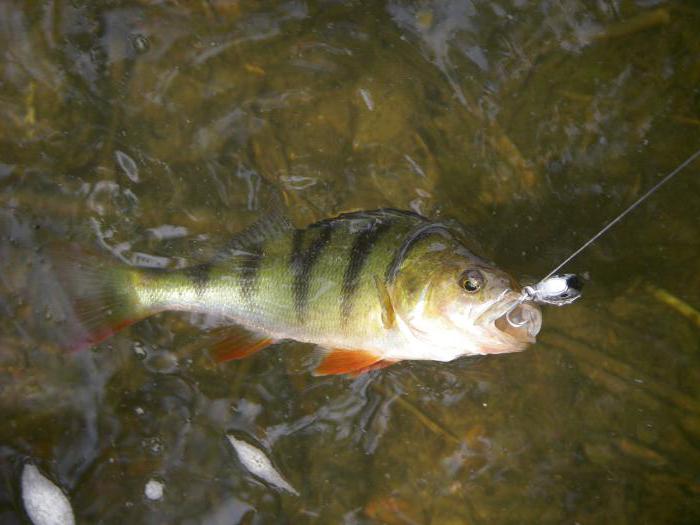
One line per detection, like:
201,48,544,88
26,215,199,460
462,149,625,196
1,1,699,523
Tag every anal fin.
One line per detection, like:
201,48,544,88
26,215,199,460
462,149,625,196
207,326,275,363
314,348,385,376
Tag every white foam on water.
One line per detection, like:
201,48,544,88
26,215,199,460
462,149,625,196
21,464,75,525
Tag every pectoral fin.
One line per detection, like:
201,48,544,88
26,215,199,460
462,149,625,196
374,277,396,330
314,348,388,376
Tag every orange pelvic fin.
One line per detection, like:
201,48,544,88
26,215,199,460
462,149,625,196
349,359,399,377
207,326,275,363
314,348,385,376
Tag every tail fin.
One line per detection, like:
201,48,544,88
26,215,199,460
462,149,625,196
48,245,158,351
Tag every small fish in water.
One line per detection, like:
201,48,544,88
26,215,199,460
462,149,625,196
51,209,543,375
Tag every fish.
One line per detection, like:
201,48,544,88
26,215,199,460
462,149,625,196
50,208,542,375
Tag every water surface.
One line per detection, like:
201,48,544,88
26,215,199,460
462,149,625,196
1,1,699,523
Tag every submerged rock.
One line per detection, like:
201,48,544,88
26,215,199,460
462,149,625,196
144,479,164,501
21,464,75,525
227,435,298,496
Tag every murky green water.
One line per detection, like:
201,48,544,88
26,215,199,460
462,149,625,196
1,1,699,523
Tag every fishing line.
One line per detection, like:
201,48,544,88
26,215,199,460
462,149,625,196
509,145,700,315
542,145,700,281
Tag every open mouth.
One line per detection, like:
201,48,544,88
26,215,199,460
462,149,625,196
494,302,542,343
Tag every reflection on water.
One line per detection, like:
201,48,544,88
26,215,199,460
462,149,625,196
1,1,699,523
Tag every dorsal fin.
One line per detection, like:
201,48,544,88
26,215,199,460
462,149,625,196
216,196,294,260
307,208,426,231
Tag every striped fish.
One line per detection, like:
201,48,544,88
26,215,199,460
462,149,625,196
52,209,542,375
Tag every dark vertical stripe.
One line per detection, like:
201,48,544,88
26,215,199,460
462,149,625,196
238,247,263,302
341,220,392,322
289,229,305,277
185,263,212,300
291,224,333,320
384,223,452,284
289,229,305,315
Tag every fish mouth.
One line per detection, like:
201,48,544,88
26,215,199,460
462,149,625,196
493,302,542,343
473,291,542,346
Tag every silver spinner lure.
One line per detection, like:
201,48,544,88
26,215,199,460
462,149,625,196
505,145,700,328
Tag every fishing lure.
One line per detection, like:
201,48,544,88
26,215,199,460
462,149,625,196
504,145,700,329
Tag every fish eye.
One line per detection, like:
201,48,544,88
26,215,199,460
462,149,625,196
459,270,484,293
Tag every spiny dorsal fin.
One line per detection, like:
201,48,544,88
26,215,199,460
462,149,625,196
216,195,294,259
231,209,292,249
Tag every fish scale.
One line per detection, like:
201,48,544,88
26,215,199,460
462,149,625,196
242,210,419,340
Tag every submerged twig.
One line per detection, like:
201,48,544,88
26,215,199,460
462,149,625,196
617,437,666,466
372,383,460,444
25,81,36,134
671,115,700,127
595,8,671,41
646,285,700,328
542,332,700,416
574,360,662,411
